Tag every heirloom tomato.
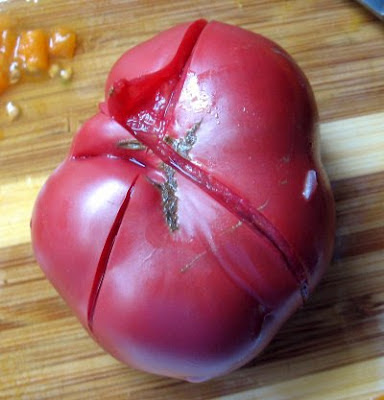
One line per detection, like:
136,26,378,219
31,20,335,382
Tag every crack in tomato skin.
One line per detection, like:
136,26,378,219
87,174,139,333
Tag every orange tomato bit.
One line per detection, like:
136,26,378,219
0,18,17,93
49,28,76,59
1,29,17,58
16,29,49,73
0,55,9,93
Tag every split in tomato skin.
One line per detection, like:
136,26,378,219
31,20,335,382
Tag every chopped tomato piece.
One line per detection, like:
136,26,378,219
16,29,49,73
49,28,76,59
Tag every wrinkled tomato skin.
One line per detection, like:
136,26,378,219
31,20,335,382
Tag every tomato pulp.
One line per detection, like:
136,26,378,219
31,20,335,382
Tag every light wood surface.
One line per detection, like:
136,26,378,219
1,1,383,399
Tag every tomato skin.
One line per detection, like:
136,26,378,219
31,20,335,382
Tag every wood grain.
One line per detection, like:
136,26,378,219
0,0,383,399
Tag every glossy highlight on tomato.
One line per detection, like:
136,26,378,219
31,20,335,382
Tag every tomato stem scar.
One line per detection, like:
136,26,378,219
159,163,179,231
166,119,201,158
155,120,202,231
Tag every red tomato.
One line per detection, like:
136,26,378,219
31,20,335,382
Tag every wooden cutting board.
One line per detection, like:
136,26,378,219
1,0,383,399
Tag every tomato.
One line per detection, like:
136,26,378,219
31,20,335,382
